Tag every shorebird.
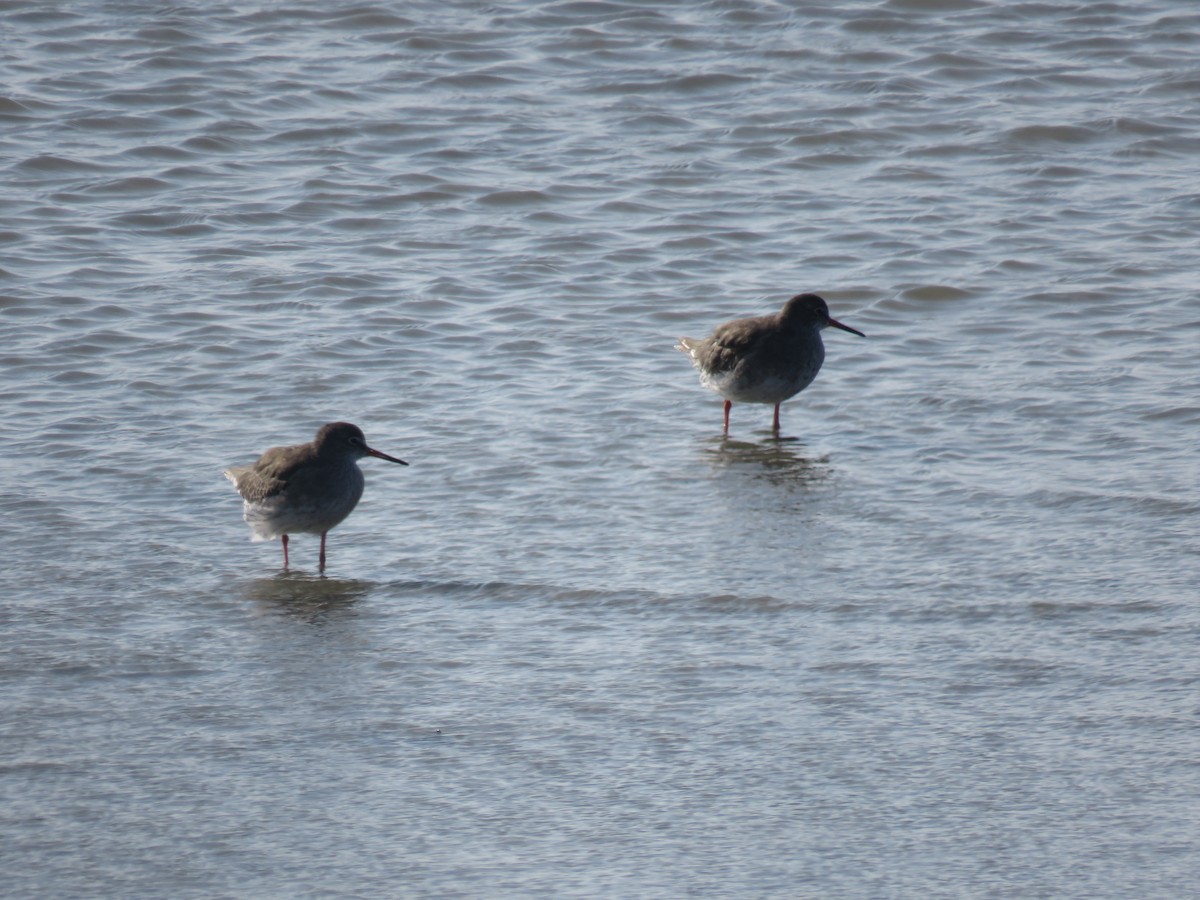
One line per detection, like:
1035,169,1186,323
677,292,865,435
224,422,407,570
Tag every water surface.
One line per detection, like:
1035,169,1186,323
2,1,1198,896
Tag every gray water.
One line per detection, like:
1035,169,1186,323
3,1,1198,896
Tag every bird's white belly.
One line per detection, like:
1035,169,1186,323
702,369,815,405
242,490,361,540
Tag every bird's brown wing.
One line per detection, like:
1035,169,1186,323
698,314,775,375
228,444,307,502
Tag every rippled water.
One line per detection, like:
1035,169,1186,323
3,1,1199,896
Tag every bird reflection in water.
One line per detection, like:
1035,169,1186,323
701,434,832,488
241,571,373,623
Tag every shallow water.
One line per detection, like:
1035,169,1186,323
2,1,1199,896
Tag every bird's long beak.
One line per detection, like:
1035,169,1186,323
828,315,866,337
367,447,408,465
